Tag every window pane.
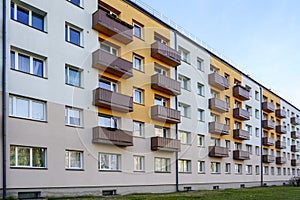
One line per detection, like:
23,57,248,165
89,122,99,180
100,43,110,53
17,147,30,166
69,109,80,126
133,24,141,38
70,151,82,168
10,51,15,69
17,6,29,25
69,28,80,45
134,90,141,103
11,3,14,19
33,58,43,77
32,101,45,120
100,154,109,170
10,146,16,166
32,13,44,31
70,0,81,6
32,148,46,167
18,54,30,73
65,25,68,41
99,79,111,91
16,98,29,118
68,68,80,86
98,115,111,127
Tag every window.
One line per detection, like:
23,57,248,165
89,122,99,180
271,167,275,175
245,85,252,97
246,125,252,136
235,164,242,174
65,107,82,127
235,142,242,150
246,105,252,116
155,157,170,172
154,34,168,44
178,103,190,118
154,64,167,75
178,75,190,90
11,3,45,31
246,165,252,174
256,165,260,175
10,145,46,168
255,91,259,100
65,150,83,170
154,96,167,107
178,160,191,173
98,115,118,128
133,88,143,104
225,163,231,174
246,144,252,154
179,47,190,63
198,161,205,173
255,128,260,137
197,58,204,71
255,146,260,156
99,153,120,171
210,162,220,173
133,23,142,39
198,109,205,121
264,166,269,175
65,23,82,46
155,126,169,138
225,140,231,149
255,109,259,119
99,79,117,92
277,167,282,175
197,83,205,96
179,131,191,145
100,43,118,56
10,50,45,77
197,135,204,146
133,156,144,171
67,0,82,7
9,95,46,121
133,55,143,71
133,121,144,137
65,65,82,87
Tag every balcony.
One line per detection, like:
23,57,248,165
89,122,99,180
151,42,181,67
291,145,300,152
92,126,133,146
208,98,229,113
262,137,274,146
151,137,180,152
92,49,133,79
151,73,181,96
262,102,274,113
208,73,229,90
276,157,287,164
208,146,229,158
291,117,300,125
275,141,287,149
233,150,250,160
233,129,250,140
92,9,133,44
93,88,133,112
291,159,300,166
291,131,300,139
262,155,275,163
276,125,287,134
275,109,286,118
151,105,180,124
262,120,275,129
233,85,250,101
233,108,250,121
208,122,229,135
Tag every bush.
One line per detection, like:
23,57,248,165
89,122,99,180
289,176,300,186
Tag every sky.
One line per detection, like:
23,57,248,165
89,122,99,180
141,0,300,108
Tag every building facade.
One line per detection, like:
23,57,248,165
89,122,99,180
1,0,300,198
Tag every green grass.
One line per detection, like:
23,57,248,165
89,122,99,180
48,186,300,200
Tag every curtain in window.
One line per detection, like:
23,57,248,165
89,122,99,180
69,68,80,86
16,98,29,118
17,147,30,166
33,59,43,77
18,54,30,73
32,148,46,167
32,101,45,120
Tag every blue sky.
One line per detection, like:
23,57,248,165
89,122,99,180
143,0,300,108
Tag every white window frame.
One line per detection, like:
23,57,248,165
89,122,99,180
246,165,252,175
178,75,190,90
235,164,242,174
154,96,168,107
178,159,191,173
225,163,231,174
198,109,205,122
99,79,118,92
179,131,191,145
67,0,83,8
133,88,143,104
154,64,168,76
198,161,205,173
98,153,121,171
133,121,144,137
65,65,82,87
133,155,145,172
197,58,204,71
197,134,204,147
65,23,82,46
197,83,205,96
179,47,190,63
155,157,170,172
65,106,82,127
98,114,118,129
100,42,118,56
133,55,143,71
133,22,142,39
210,162,220,173
154,126,170,138
65,150,83,170
178,103,190,118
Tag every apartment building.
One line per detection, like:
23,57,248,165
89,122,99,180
0,0,299,198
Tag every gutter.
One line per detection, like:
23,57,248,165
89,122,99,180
260,87,263,186
174,31,179,192
2,0,7,198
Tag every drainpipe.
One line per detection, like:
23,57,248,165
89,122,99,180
260,86,263,187
2,0,7,198
174,31,179,192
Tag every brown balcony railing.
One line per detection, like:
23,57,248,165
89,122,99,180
209,98,229,113
208,146,229,157
262,137,274,146
276,157,287,164
291,117,300,125
275,140,287,149
233,150,250,160
151,136,180,152
208,73,229,90
151,105,180,124
262,155,275,163
151,42,181,67
291,145,300,152
233,108,250,121
92,9,133,44
291,131,300,139
92,126,133,146
233,129,250,140
276,125,287,134
291,159,300,166
208,122,229,135
233,85,250,101
275,109,286,118
93,88,133,112
92,49,133,79
262,102,275,113
262,120,275,129
151,73,181,96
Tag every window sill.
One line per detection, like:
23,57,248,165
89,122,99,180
198,172,205,174
11,68,48,79
134,170,145,173
198,120,205,123
66,168,84,171
181,143,192,146
179,172,192,174
11,19,48,33
10,166,47,170
99,170,122,172
133,68,145,73
66,40,84,48
133,35,145,41
154,171,171,173
211,172,221,174
133,102,145,106
65,83,84,89
65,124,84,128
9,115,47,123
197,94,205,97
181,60,191,65
181,116,191,119
133,135,145,139
66,1,84,9
181,88,191,92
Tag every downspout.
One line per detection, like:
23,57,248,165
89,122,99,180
174,31,179,192
260,87,263,186
2,0,7,198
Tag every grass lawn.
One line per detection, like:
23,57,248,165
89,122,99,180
48,186,300,200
